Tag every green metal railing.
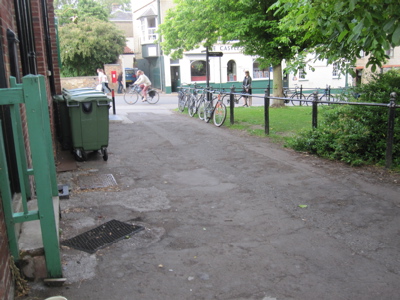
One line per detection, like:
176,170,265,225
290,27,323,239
0,75,62,278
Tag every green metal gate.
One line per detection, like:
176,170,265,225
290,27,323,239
0,75,62,278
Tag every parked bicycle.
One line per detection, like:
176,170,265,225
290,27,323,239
188,87,206,117
222,85,250,106
283,85,307,106
178,86,192,112
124,84,159,104
306,85,337,105
198,89,227,126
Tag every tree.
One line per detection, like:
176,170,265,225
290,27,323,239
59,17,126,76
159,0,307,100
274,0,400,73
56,0,109,25
56,0,126,76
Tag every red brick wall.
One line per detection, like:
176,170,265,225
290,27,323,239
0,0,19,297
31,0,58,152
0,203,12,300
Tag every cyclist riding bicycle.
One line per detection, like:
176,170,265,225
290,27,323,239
133,70,151,102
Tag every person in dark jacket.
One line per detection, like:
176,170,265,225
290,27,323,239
242,70,252,107
117,72,123,94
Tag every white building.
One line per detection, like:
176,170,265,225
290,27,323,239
131,0,350,94
284,54,352,95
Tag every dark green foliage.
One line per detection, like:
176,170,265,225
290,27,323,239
286,70,400,167
59,17,126,76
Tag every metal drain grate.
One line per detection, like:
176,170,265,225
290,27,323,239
61,219,144,253
77,173,117,190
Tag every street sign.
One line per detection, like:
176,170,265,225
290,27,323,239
208,52,223,57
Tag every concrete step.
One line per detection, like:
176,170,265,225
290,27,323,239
18,196,60,280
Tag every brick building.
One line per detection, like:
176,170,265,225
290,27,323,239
0,0,61,297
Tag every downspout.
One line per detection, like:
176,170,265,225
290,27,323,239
41,0,56,95
14,0,37,75
157,0,164,91
7,29,22,83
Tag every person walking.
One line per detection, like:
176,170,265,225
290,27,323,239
117,72,123,94
242,70,252,107
133,70,151,101
97,68,111,94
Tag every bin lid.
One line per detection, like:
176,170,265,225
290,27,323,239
65,92,111,103
62,87,95,93
64,90,105,97
62,88,99,97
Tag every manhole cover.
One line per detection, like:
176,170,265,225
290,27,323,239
77,174,117,190
61,219,144,253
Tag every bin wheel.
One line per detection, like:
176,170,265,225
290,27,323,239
82,151,88,161
74,150,84,162
102,148,108,161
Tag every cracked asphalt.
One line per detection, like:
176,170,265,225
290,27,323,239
18,99,400,300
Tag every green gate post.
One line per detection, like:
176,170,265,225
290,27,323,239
9,77,32,200
37,76,59,196
22,75,62,278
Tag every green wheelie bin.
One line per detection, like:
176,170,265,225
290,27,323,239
53,94,73,150
64,90,111,161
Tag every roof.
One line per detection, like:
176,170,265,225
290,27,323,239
124,46,134,54
109,10,132,21
138,8,156,19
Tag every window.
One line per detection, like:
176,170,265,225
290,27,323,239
298,68,306,79
140,16,158,43
332,62,339,78
227,60,236,81
191,60,207,81
253,60,270,79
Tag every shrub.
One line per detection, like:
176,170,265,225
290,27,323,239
286,70,400,167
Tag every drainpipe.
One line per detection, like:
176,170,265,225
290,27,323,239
7,29,22,83
157,0,164,91
41,0,56,95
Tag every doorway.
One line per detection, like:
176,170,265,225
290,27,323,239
171,66,180,92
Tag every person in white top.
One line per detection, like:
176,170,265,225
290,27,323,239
133,70,151,101
97,68,111,94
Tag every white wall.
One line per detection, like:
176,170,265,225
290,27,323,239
284,55,351,91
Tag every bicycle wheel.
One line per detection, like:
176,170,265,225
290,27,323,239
204,101,213,123
213,101,226,127
147,89,159,104
290,93,306,106
320,94,337,104
222,94,236,106
306,94,315,105
178,92,186,112
124,88,139,104
198,98,206,120
188,95,197,117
